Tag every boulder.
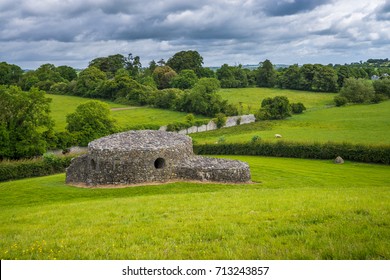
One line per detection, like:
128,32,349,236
334,156,344,164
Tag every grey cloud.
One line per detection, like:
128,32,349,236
1,0,389,69
261,0,331,17
375,1,390,21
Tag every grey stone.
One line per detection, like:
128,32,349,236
334,156,344,164
66,130,251,186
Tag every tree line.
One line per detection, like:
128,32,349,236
1,51,390,159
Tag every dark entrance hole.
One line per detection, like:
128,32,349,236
154,158,165,169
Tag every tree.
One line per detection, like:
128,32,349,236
89,54,126,78
154,88,184,110
170,69,198,89
257,96,291,120
339,78,375,103
256,59,276,87
216,64,248,88
75,66,107,97
310,65,339,92
0,86,53,159
152,66,177,89
373,78,390,97
125,53,142,78
66,101,117,146
56,65,77,82
166,50,204,76
0,62,23,85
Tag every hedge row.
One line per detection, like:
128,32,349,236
193,141,390,164
0,154,75,182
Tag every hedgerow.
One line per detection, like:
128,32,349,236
0,153,76,182
193,141,390,164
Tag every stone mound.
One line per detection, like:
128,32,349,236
66,130,251,186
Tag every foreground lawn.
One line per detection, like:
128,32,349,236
1,156,389,260
191,101,390,145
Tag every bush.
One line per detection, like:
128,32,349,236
339,78,375,103
290,102,306,114
334,95,348,107
257,96,291,120
251,135,261,143
0,154,76,182
193,142,390,164
214,113,227,128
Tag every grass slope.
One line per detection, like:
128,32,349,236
1,156,389,260
191,101,390,145
48,94,204,131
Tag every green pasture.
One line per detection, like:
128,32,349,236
219,87,336,113
191,101,390,146
1,156,389,260
48,94,205,131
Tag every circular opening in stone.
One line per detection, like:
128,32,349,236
154,158,165,169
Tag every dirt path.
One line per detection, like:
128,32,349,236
110,107,140,111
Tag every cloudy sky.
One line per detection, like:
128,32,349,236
1,0,389,69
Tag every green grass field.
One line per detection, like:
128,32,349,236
191,99,390,146
1,156,389,260
48,94,206,131
219,88,336,113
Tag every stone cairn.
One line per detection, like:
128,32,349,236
66,130,251,186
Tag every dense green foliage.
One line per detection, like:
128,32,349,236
194,142,390,164
66,101,118,146
1,156,389,259
0,153,74,182
166,50,204,77
339,78,375,103
0,86,53,159
257,96,291,120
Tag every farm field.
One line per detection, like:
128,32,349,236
191,100,390,146
1,156,389,260
219,87,336,113
48,94,206,131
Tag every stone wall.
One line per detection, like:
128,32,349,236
159,114,256,135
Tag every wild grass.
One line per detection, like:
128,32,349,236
191,101,390,146
1,156,389,260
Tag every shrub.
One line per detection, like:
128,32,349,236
251,135,261,143
214,113,227,128
257,96,291,120
290,102,306,114
334,95,348,107
0,154,76,182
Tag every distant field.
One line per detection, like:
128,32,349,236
1,156,389,260
192,100,390,146
219,87,336,113
48,94,206,131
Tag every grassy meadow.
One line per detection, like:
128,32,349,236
192,96,390,146
219,87,336,113
1,156,389,260
48,94,206,131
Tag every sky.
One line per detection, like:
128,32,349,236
0,0,389,69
